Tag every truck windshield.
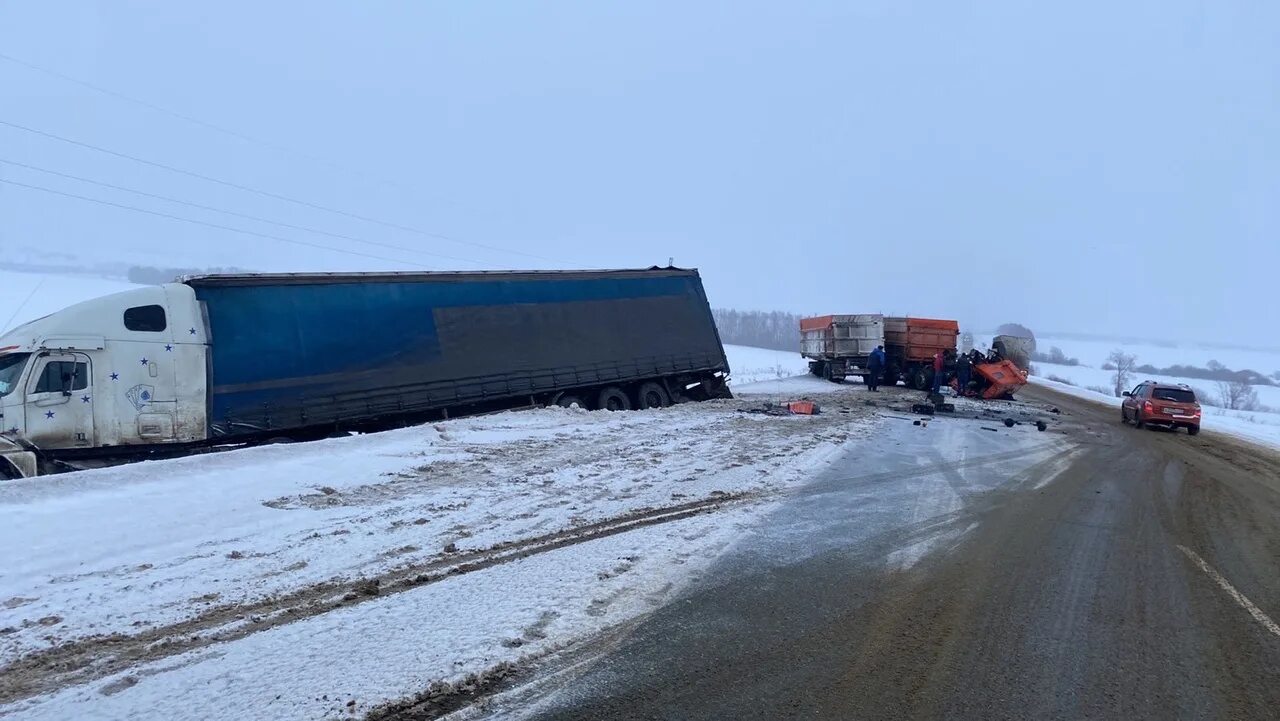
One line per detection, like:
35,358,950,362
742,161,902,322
0,353,31,397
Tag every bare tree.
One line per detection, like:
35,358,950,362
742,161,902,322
1108,350,1138,397
1216,380,1260,411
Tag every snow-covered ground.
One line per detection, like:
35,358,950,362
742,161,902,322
0,383,885,720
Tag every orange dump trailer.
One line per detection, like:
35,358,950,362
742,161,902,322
883,316,960,389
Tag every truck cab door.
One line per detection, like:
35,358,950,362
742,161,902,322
24,353,95,448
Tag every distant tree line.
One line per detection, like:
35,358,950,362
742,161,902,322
127,265,251,285
1100,358,1275,387
712,308,804,352
1030,346,1080,366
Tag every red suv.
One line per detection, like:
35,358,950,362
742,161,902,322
1121,381,1201,435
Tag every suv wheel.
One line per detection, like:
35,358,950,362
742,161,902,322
1120,406,1129,425
1133,411,1145,430
1187,425,1200,436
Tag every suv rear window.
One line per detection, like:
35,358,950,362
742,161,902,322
1152,388,1195,403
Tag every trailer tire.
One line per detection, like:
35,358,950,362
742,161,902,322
635,382,670,410
597,386,632,412
556,394,588,410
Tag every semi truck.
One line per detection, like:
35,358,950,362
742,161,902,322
800,314,959,389
0,268,731,479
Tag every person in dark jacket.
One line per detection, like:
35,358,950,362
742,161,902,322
866,345,885,391
956,351,972,396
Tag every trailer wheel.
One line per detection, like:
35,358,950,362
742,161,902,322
809,361,823,377
635,382,671,410
556,394,588,409
597,386,632,412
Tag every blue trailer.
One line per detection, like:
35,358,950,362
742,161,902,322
0,268,731,477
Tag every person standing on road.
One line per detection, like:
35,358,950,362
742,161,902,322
956,351,972,396
867,345,885,391
931,350,945,394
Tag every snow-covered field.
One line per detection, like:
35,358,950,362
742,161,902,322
723,344,808,386
1033,335,1280,380
0,384,881,720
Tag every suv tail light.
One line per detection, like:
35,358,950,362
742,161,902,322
1144,401,1154,414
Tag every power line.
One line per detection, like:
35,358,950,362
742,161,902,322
0,117,573,266
0,51,469,216
0,51,283,155
0,157,486,266
1,278,44,335
0,177,434,269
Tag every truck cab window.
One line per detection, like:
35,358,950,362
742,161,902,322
0,353,30,397
34,361,88,394
124,304,167,332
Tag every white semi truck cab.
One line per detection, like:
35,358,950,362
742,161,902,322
0,284,209,478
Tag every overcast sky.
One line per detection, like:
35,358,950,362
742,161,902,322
1,1,1276,342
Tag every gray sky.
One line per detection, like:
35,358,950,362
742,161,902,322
1,1,1276,343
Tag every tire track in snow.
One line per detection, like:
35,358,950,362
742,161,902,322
0,491,757,706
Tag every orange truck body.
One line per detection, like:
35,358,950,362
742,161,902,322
883,317,960,362
974,359,1028,399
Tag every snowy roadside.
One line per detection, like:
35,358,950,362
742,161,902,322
0,379,879,720
1029,375,1280,449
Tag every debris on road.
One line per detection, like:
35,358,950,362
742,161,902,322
739,400,821,416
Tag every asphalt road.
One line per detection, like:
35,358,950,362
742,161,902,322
507,386,1280,721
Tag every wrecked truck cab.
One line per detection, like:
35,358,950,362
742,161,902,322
0,284,208,478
